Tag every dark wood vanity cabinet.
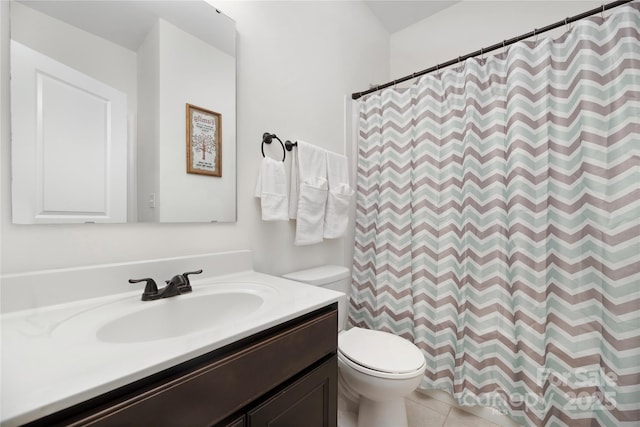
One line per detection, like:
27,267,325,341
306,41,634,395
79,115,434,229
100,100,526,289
25,304,338,427
219,356,336,427
247,356,336,427
220,416,246,427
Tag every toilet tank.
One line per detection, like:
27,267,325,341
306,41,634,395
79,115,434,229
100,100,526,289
282,265,350,330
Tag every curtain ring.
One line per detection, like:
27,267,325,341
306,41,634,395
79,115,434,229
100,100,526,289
601,4,605,18
480,47,484,61
503,40,507,54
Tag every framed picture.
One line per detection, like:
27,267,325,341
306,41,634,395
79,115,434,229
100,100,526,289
186,103,222,177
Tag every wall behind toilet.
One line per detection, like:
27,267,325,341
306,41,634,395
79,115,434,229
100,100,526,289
0,1,389,276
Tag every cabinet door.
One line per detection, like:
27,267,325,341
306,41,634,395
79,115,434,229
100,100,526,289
11,40,128,224
247,356,337,427
218,415,245,427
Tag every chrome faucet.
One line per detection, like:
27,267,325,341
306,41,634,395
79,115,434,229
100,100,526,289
129,269,203,301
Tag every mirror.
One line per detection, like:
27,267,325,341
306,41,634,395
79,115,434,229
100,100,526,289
10,0,236,224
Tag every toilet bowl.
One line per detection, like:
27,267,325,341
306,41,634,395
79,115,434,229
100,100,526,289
338,326,425,427
283,266,426,427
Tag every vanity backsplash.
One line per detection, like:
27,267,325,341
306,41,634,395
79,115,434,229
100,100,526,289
0,250,253,313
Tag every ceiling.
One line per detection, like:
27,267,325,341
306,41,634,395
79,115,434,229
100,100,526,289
365,1,460,33
17,0,236,55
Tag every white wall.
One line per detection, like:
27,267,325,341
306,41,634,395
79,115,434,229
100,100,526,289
0,1,388,275
212,0,389,275
157,19,236,223
137,22,161,223
390,1,602,79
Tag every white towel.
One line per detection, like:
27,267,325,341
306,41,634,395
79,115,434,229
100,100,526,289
324,152,354,239
289,141,328,245
254,156,289,221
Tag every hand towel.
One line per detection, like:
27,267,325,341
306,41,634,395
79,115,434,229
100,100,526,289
254,156,289,221
289,140,328,245
289,147,300,220
324,152,354,239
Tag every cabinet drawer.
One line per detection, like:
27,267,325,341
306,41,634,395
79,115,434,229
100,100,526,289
54,307,337,427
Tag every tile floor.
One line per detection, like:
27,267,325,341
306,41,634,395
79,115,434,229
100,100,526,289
339,390,523,427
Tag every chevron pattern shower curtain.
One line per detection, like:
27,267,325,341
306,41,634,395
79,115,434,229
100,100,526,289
350,4,640,426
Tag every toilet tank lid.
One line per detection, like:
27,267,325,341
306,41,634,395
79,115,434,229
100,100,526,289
282,265,350,286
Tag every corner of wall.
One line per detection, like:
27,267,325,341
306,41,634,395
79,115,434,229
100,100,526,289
1,0,12,261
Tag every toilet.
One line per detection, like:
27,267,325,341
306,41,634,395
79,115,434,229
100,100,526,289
283,266,426,427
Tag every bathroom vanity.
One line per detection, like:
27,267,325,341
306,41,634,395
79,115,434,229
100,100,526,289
25,305,337,427
1,251,344,427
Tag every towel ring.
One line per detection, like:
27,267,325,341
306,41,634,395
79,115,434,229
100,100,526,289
261,132,286,161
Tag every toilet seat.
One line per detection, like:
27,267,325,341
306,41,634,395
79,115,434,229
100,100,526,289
338,327,426,380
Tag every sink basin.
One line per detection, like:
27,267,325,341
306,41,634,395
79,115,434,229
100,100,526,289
52,282,277,344
97,292,264,343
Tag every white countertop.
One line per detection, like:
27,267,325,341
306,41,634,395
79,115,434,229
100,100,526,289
0,270,343,426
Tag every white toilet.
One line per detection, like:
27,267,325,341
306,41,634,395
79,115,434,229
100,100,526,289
283,266,426,427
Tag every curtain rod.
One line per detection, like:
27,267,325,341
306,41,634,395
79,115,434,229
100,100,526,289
352,0,634,100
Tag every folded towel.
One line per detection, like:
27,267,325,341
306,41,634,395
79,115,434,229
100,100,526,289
324,152,354,239
289,141,328,245
254,156,289,221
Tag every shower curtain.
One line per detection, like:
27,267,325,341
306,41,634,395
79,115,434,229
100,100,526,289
349,4,640,427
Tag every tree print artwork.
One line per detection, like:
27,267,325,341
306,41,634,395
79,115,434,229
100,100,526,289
186,104,222,177
193,132,216,161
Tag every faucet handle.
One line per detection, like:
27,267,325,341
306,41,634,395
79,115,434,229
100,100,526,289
182,269,203,287
176,269,203,293
129,278,158,301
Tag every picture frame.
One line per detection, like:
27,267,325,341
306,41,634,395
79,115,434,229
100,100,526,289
186,103,222,177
